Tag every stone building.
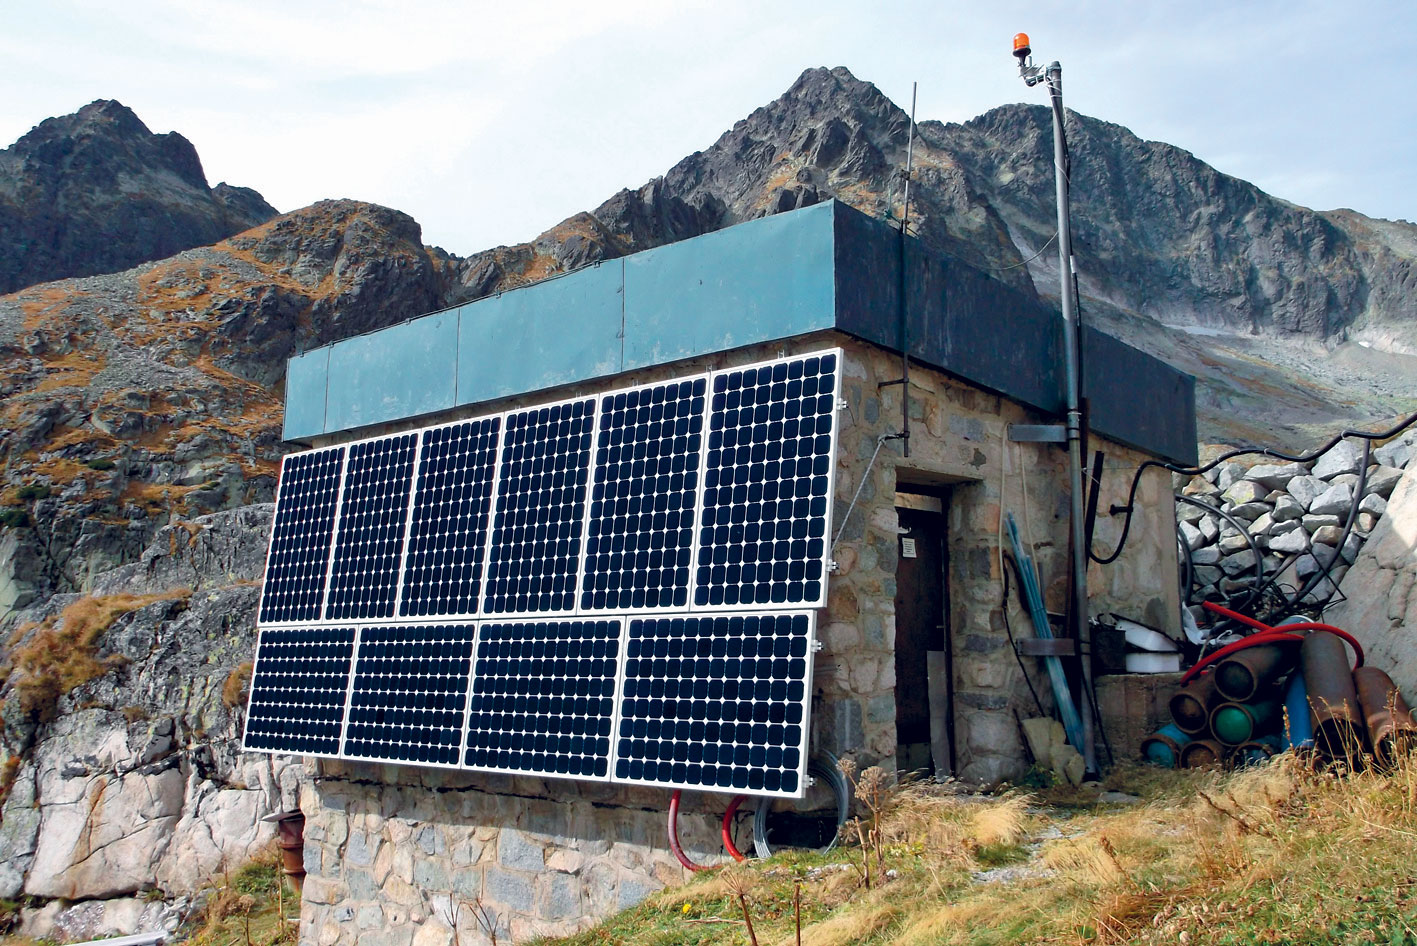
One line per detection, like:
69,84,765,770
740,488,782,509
254,200,1193,944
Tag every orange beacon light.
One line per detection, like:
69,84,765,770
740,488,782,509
1012,32,1032,61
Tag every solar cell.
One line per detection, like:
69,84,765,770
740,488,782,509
325,433,419,621
400,418,502,618
243,626,356,755
581,378,706,612
259,447,345,624
695,352,839,609
614,612,814,797
342,623,477,767
464,618,622,779
482,399,596,615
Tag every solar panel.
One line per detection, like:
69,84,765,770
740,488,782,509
613,612,815,797
259,447,345,624
341,623,477,767
482,399,596,615
243,626,356,755
325,433,419,621
464,618,622,779
695,352,840,609
580,378,706,612
400,417,503,618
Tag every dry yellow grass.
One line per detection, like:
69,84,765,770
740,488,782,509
1,590,191,721
536,755,1417,946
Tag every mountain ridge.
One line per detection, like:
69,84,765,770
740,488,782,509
0,99,278,295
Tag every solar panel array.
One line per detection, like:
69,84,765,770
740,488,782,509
246,350,838,797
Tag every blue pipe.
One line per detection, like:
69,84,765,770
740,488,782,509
1005,513,1085,753
1282,671,1315,750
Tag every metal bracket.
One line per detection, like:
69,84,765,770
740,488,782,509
1015,638,1079,658
837,397,848,411
811,640,824,653
1008,424,1067,443
828,559,839,573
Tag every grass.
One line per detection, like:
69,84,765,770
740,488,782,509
1,590,191,722
530,754,1417,946
178,846,300,946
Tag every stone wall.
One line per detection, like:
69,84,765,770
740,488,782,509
822,340,1178,782
294,333,1182,945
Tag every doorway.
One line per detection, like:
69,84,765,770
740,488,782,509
893,488,953,776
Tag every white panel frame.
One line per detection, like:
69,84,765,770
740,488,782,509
458,615,626,783
256,444,347,626
336,620,480,772
480,393,601,618
396,411,507,622
576,373,712,617
689,348,843,614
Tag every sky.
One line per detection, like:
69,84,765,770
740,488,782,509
4,1,1415,255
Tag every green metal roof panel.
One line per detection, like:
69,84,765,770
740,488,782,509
282,200,1197,465
324,309,459,432
456,261,624,405
282,348,329,441
622,201,836,369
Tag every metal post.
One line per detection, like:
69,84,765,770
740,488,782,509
1016,36,1098,780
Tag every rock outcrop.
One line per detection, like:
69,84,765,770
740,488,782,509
0,505,301,935
0,199,444,611
1324,447,1417,699
0,100,277,296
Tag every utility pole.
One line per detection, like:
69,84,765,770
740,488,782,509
1013,32,1098,781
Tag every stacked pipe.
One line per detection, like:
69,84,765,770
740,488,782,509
1142,604,1417,770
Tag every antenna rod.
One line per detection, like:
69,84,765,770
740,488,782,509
898,82,917,458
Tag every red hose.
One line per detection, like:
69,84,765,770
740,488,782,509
1183,603,1365,686
1178,632,1304,686
721,795,749,862
668,790,715,872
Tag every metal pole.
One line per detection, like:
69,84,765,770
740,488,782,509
1045,62,1098,780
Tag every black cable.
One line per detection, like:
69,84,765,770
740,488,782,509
1174,495,1266,616
1000,552,1047,717
1090,411,1417,567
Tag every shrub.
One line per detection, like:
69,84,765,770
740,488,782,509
15,485,50,501
0,509,27,529
222,662,253,708
84,458,116,471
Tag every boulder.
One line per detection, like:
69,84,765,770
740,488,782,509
1198,516,1221,541
1364,465,1404,499
1219,553,1256,576
1309,482,1354,518
1244,462,1306,490
1312,440,1364,479
1228,502,1271,521
1310,525,1345,546
1268,529,1310,554
1324,459,1417,700
1373,437,1413,471
1360,492,1388,517
1302,514,1342,533
1286,475,1327,509
1179,520,1205,551
1221,480,1267,506
1190,546,1221,566
1270,494,1304,522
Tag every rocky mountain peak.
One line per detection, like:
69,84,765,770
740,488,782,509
0,100,277,296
